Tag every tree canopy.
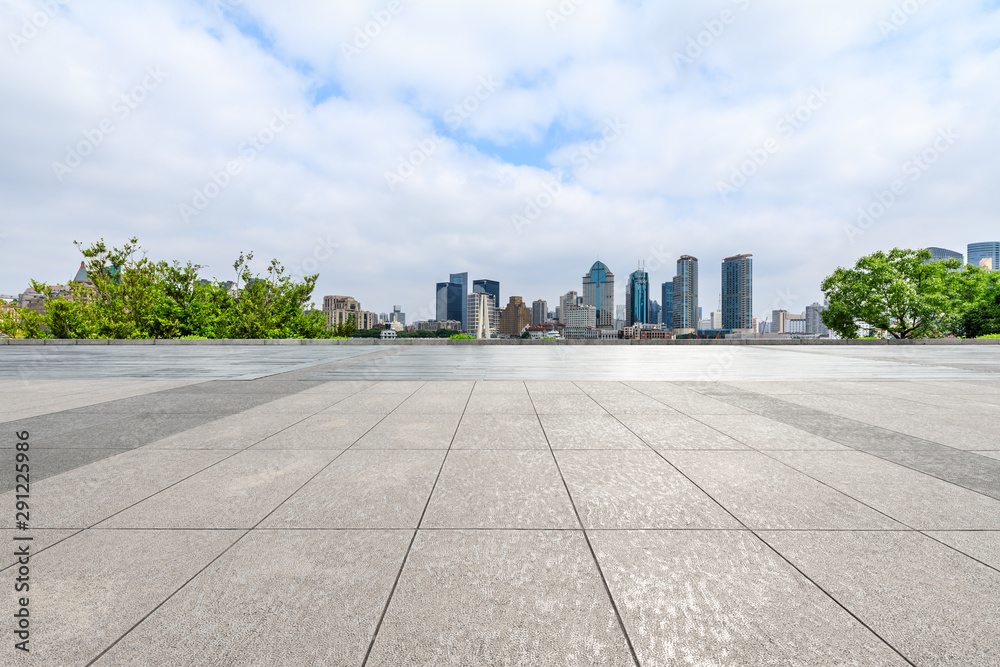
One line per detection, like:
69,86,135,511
821,248,994,339
0,238,331,340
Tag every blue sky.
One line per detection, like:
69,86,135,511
1,0,999,323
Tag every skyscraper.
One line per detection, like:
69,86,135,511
557,291,578,323
499,297,532,337
626,266,650,325
582,261,615,328
722,254,753,331
469,291,498,339
968,242,1000,272
672,256,699,330
805,302,829,336
472,280,500,311
450,273,469,331
436,282,464,324
531,300,548,326
661,281,673,327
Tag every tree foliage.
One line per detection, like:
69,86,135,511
1,238,331,340
821,248,991,339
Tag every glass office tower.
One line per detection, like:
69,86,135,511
722,254,753,330
968,242,1000,271
626,268,650,325
672,256,699,330
582,261,615,328
450,272,468,331
661,281,673,328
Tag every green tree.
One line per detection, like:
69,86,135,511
959,274,1000,338
821,248,988,339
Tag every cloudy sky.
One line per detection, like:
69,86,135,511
2,0,998,323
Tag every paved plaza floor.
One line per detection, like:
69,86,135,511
1,345,999,665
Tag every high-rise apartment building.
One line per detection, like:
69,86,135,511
499,296,532,337
722,254,753,331
805,302,830,336
969,242,1000,272
582,261,615,328
672,256,699,330
626,267,650,326
436,282,464,326
772,309,789,334
469,292,498,339
531,300,548,326
450,273,469,331
558,291,579,324
661,281,673,327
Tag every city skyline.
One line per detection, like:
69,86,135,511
2,2,998,326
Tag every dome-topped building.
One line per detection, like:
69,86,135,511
582,261,615,329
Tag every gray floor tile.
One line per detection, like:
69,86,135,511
318,392,411,414
2,448,133,491
147,411,307,450
697,414,850,451
618,414,749,451
365,530,635,666
976,451,1000,461
471,381,528,395
540,414,649,450
393,393,470,415
771,451,1000,530
530,393,607,414
31,414,214,450
924,531,1000,570
591,530,907,667
423,451,577,529
524,381,587,395
1,449,231,529
666,451,904,530
252,412,384,450
761,530,1000,666
465,392,537,415
352,413,461,450
98,451,337,529
452,413,550,450
556,450,740,529
0,529,239,666
93,530,412,667
262,450,445,529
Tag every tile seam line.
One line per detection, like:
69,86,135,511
577,381,916,667
673,383,1000,503
360,380,469,667
79,380,401,666
917,531,1000,576
545,382,642,667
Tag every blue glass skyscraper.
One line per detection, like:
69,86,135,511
582,261,615,328
722,254,753,330
969,242,1000,271
626,267,650,325
472,279,500,308
436,282,464,325
661,281,673,327
450,273,468,331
